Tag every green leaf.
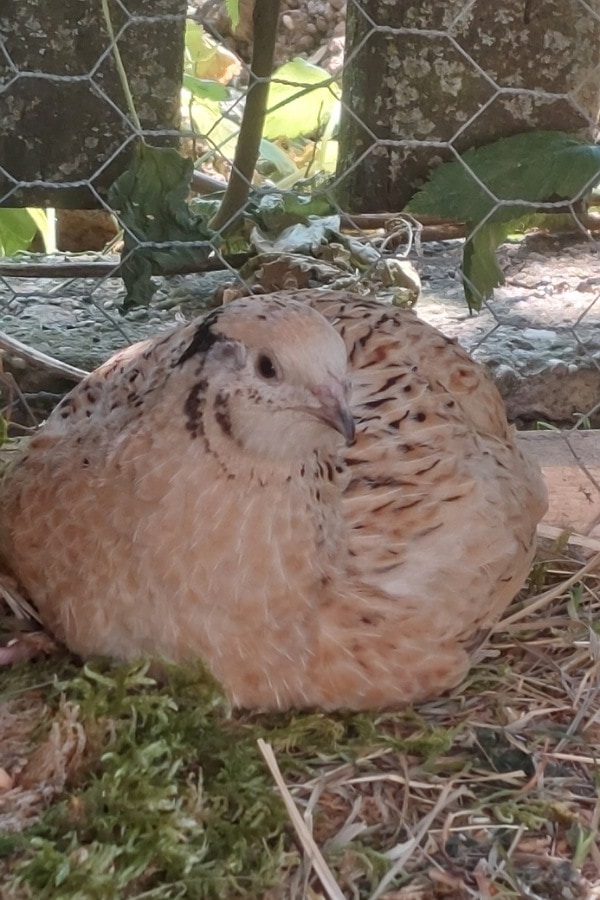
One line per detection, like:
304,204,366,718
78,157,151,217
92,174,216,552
0,208,41,255
264,59,337,140
463,212,573,310
184,20,240,82
256,191,335,231
182,75,228,102
463,220,508,311
26,208,53,251
259,138,298,179
409,131,600,222
187,95,239,156
407,131,600,308
108,143,215,308
225,0,239,28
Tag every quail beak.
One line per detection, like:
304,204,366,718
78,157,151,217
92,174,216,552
309,384,356,445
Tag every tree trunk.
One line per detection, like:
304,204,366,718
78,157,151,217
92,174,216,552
336,0,600,212
0,0,186,208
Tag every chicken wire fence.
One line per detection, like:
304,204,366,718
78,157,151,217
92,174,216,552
1,2,600,461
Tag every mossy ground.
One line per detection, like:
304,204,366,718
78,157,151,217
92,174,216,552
1,533,599,899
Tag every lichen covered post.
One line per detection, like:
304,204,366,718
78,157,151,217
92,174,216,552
336,0,600,212
0,0,187,208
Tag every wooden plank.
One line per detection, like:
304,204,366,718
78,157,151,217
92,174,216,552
517,430,600,537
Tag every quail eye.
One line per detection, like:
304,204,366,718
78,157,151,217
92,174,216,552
257,354,278,380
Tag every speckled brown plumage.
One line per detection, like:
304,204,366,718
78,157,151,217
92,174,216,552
0,291,547,709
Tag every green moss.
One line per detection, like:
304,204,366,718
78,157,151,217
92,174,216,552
490,799,554,830
1,655,462,899
7,661,289,898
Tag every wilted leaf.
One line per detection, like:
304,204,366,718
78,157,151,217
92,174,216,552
264,59,338,140
407,131,600,309
256,191,335,231
108,143,215,308
462,220,508,311
250,215,340,255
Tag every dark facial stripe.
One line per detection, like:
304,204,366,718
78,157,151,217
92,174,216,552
213,391,232,436
184,379,208,437
176,308,225,367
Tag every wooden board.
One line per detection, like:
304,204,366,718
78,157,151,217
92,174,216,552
517,430,600,537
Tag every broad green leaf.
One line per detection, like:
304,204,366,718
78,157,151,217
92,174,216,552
264,59,338,140
462,211,573,310
407,131,600,308
108,143,214,308
409,131,600,222
0,208,40,255
182,75,228,102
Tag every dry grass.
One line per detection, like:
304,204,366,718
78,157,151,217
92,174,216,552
0,418,599,900
250,531,600,899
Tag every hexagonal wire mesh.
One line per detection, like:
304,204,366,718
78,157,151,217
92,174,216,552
2,3,600,894
1,0,600,531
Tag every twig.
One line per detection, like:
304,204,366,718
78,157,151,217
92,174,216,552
209,0,282,232
1,369,39,426
0,332,87,382
0,262,122,279
498,550,600,628
0,254,249,280
257,738,346,900
369,781,468,900
100,0,142,134
537,524,600,554
0,577,43,624
191,170,227,196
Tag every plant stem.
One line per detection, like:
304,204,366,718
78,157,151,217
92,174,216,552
209,0,282,233
100,0,143,135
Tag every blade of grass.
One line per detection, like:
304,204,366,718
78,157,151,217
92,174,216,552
257,738,346,900
499,551,600,628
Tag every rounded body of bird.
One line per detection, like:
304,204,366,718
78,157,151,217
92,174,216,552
0,292,547,709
